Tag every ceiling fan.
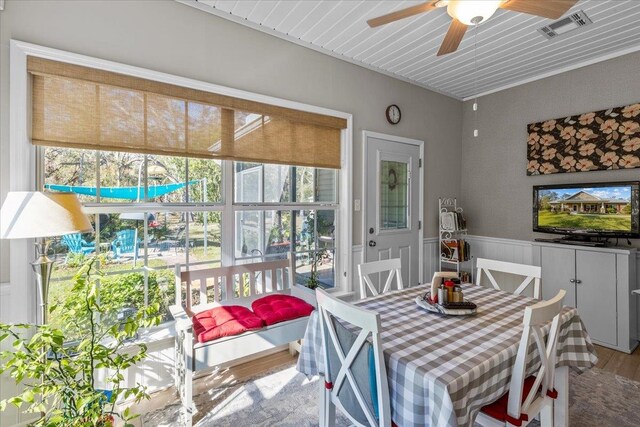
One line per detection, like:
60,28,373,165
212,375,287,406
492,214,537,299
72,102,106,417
367,0,579,56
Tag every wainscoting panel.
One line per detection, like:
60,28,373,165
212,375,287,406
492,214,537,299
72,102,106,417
353,240,439,290
423,237,439,283
465,235,534,266
1,283,37,426
351,245,363,294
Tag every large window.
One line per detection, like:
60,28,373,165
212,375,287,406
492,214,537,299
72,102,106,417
42,147,337,331
233,162,337,288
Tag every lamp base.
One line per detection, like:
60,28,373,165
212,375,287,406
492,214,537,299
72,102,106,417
32,240,53,325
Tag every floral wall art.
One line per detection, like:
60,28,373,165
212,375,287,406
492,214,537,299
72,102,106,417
527,102,640,175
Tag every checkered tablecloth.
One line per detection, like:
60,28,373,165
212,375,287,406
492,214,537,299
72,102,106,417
296,284,598,427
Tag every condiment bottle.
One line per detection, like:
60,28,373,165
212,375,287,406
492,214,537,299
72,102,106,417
453,285,463,302
438,284,447,304
444,280,455,303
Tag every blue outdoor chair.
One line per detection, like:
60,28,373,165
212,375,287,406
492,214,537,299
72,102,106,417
111,229,139,264
61,233,95,256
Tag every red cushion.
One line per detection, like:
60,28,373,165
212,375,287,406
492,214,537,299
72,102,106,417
251,294,314,326
192,306,264,343
480,376,538,425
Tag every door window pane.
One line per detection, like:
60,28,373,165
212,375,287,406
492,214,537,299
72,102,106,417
380,160,408,230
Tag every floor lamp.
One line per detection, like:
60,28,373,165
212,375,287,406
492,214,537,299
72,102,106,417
0,191,93,325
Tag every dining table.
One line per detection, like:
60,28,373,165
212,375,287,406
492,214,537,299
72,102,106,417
296,283,598,427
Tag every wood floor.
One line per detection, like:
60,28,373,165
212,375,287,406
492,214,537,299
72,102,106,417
594,344,640,381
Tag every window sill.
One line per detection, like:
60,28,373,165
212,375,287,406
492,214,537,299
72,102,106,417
119,321,177,352
326,289,356,301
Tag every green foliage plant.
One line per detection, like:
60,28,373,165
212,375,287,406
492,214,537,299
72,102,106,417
305,250,329,291
0,257,161,426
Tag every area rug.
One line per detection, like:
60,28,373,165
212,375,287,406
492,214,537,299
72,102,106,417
142,363,640,426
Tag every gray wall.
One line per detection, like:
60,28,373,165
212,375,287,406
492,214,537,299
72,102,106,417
461,51,640,246
0,0,463,283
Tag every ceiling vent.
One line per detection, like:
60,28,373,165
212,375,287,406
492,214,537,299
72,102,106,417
538,10,592,40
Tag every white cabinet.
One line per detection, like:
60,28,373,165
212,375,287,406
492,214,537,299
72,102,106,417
533,242,638,353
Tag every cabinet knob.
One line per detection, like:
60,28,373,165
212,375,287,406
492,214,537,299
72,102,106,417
569,279,575,283
575,279,582,284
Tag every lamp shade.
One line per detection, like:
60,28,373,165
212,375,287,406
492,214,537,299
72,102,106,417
0,191,93,239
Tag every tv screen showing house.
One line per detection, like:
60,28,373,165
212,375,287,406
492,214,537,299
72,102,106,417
536,185,633,232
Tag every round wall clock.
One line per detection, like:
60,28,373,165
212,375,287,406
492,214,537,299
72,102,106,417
386,104,401,125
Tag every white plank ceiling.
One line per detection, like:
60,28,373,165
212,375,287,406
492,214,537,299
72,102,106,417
180,1,640,100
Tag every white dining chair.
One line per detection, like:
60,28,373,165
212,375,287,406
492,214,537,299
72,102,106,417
358,258,403,299
475,258,542,299
476,289,566,427
316,289,392,427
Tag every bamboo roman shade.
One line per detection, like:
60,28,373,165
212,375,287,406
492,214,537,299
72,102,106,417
29,57,346,169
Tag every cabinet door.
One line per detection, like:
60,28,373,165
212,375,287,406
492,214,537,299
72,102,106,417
576,250,617,347
541,246,576,306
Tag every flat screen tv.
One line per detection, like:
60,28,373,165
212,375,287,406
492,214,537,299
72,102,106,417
533,181,640,238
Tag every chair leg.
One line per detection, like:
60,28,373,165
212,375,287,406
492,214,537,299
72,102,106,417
182,331,194,427
174,334,181,391
554,366,569,427
318,375,336,427
540,401,553,427
288,341,299,356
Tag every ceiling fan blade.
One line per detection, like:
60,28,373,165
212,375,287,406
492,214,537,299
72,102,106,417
437,19,468,56
367,1,438,28
500,0,579,20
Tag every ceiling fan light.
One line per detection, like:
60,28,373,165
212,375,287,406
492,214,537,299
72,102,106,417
447,0,503,25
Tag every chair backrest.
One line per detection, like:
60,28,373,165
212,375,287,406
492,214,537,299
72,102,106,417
116,229,138,253
475,258,542,299
61,233,82,253
175,257,295,313
507,290,566,422
316,289,391,427
358,258,403,299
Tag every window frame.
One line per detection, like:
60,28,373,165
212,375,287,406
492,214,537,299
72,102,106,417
9,40,353,328
38,149,340,325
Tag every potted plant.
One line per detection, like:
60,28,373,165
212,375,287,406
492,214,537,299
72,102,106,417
304,249,326,291
0,258,161,426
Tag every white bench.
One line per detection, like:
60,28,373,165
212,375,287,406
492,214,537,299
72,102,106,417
169,257,316,425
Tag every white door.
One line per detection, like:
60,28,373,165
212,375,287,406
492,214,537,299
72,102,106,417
364,133,422,288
